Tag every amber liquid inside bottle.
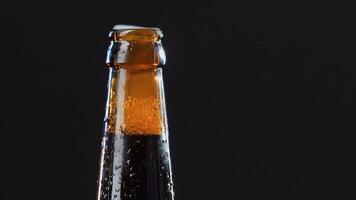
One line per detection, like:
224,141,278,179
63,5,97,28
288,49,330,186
99,132,173,200
96,25,174,200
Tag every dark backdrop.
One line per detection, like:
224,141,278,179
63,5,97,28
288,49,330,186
1,0,355,199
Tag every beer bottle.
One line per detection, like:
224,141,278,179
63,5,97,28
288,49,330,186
96,25,174,200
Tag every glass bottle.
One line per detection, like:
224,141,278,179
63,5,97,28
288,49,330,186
96,25,174,200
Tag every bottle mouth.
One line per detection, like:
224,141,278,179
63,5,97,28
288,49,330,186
107,24,166,69
110,24,163,41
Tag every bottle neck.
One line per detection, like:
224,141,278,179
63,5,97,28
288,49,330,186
105,67,167,135
97,26,174,200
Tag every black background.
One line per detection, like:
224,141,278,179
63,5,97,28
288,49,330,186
1,0,355,199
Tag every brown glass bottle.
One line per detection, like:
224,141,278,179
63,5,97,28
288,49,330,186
96,25,174,200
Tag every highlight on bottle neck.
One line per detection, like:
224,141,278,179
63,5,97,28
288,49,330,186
106,25,166,70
